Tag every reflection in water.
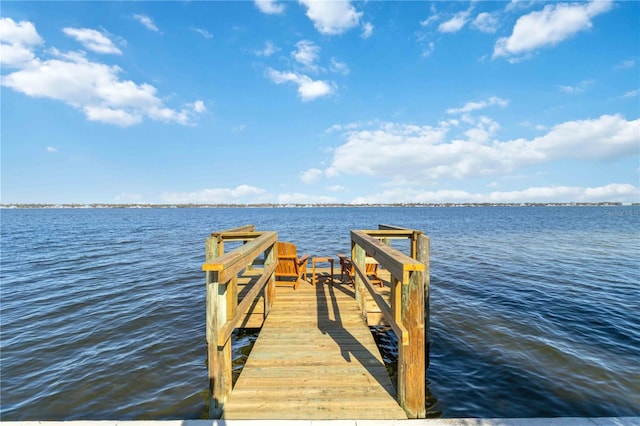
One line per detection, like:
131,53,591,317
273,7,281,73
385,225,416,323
231,328,259,386
370,325,442,418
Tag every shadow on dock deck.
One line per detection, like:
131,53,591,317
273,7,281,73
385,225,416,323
203,225,429,419
223,276,408,420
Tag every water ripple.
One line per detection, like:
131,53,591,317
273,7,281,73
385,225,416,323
1,206,639,419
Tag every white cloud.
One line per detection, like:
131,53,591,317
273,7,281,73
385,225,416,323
292,40,320,70
614,59,636,70
326,185,346,192
300,168,323,183
267,40,349,100
623,90,639,98
255,0,285,15
531,114,639,160
0,17,43,67
162,185,267,204
499,183,640,203
557,79,594,94
46,146,57,153
133,14,159,32
115,193,142,202
277,192,337,204
505,0,538,13
0,17,42,46
299,0,362,35
420,14,440,27
351,183,639,204
493,0,613,60
192,100,207,113
421,41,435,58
254,40,278,57
193,28,213,39
330,58,350,75
84,105,142,126
1,21,205,127
446,96,509,115
361,22,374,39
325,114,640,182
325,120,377,133
266,68,334,101
63,28,122,55
438,9,471,33
471,12,499,33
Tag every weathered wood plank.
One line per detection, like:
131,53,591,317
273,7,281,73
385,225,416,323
202,232,277,284
397,267,426,418
354,261,409,345
223,280,407,420
235,267,394,329
217,263,276,346
204,238,231,419
205,223,428,420
351,230,423,282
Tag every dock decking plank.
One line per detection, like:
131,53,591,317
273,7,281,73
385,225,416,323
223,270,408,420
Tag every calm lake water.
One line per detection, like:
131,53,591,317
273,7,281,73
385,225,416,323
1,206,639,420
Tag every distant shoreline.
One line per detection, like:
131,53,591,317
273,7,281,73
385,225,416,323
1,202,638,209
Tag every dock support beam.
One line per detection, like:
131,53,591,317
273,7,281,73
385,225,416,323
205,236,232,419
419,233,430,370
397,234,427,418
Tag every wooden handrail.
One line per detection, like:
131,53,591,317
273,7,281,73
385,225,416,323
351,226,428,419
204,224,428,419
364,229,416,238
203,232,277,282
351,230,423,283
208,225,258,260
352,261,409,345
212,231,264,241
204,227,278,418
217,262,277,346
377,225,423,258
378,224,411,231
211,224,256,236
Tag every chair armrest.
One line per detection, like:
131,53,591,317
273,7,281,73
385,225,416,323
298,254,310,263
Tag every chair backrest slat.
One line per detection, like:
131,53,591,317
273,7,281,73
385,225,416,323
276,242,300,277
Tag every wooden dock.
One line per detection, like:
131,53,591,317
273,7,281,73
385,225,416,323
203,225,430,420
224,275,407,419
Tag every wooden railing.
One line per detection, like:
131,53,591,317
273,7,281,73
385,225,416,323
202,225,278,418
350,225,430,418
201,224,429,419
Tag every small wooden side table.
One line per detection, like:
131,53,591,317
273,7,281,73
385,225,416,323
311,256,334,286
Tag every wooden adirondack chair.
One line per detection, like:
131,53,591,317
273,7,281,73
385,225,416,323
337,253,383,287
275,242,310,290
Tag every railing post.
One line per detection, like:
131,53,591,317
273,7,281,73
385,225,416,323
390,276,401,323
418,234,430,369
264,241,276,317
205,236,232,419
353,243,366,318
398,256,426,418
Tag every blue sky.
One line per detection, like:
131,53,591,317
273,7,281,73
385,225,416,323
1,0,639,204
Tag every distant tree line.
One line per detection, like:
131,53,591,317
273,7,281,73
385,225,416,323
1,202,633,209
